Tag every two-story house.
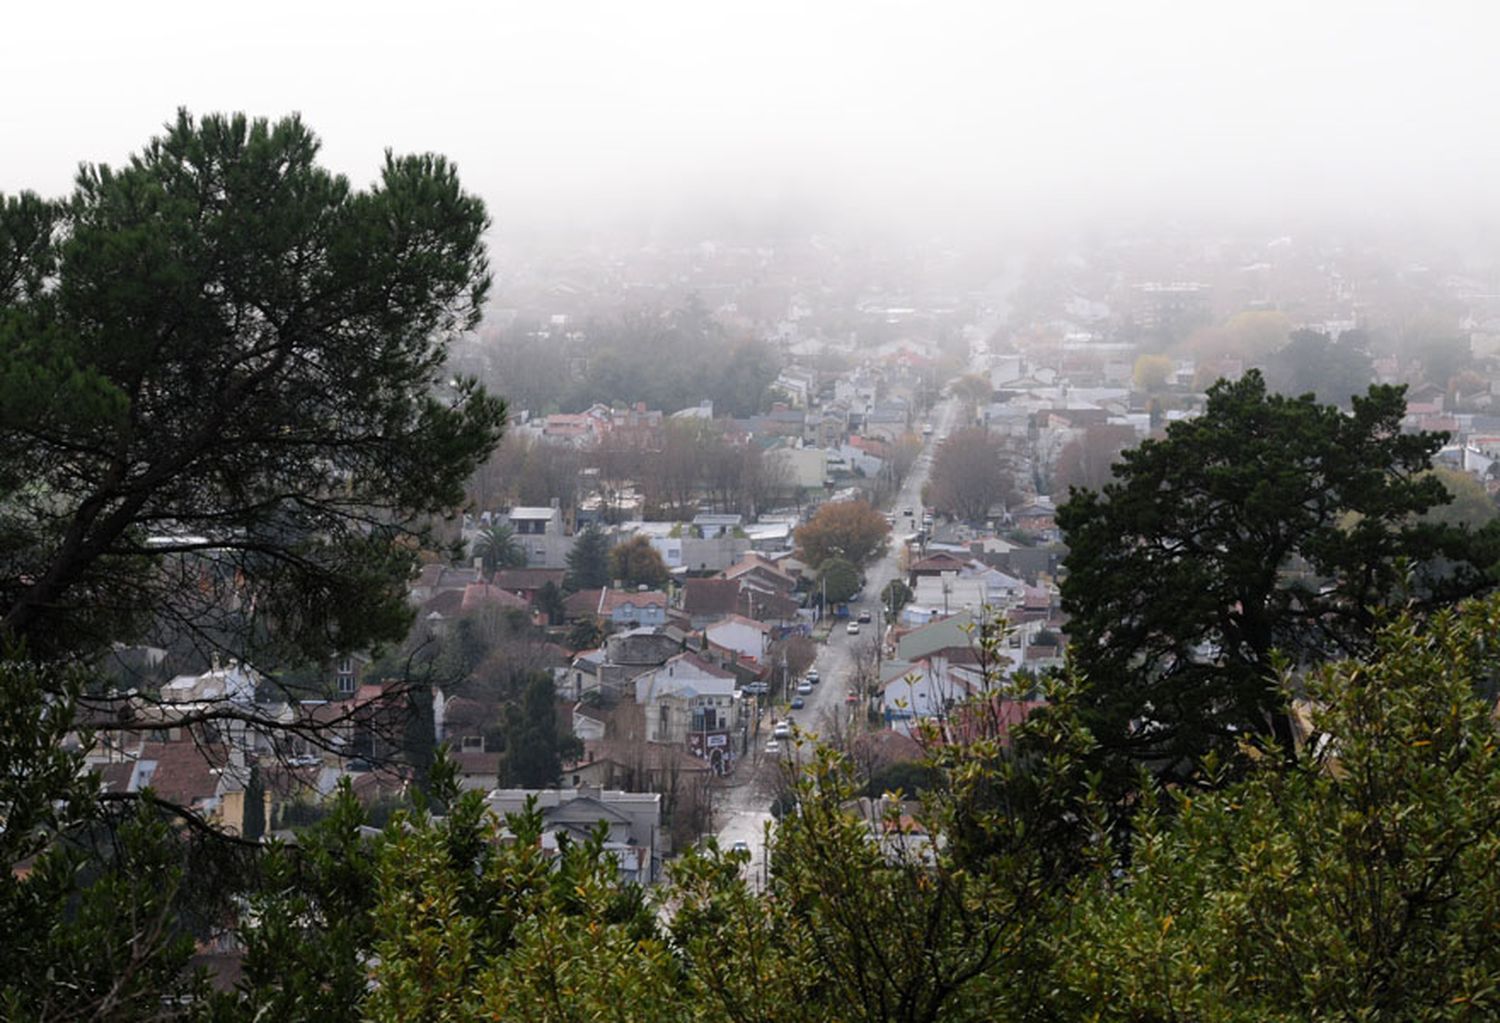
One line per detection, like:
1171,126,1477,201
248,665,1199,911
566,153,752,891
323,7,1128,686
633,652,738,773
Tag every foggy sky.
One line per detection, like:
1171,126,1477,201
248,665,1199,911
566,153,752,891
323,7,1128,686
4,1,1497,235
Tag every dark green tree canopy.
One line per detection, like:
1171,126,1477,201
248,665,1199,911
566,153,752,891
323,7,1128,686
1262,328,1374,407
473,523,526,573
564,524,611,592
1058,370,1494,769
497,672,579,788
818,557,861,606
0,111,506,662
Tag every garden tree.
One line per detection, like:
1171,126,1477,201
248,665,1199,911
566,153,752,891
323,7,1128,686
497,673,580,788
950,372,993,408
403,682,438,792
795,499,890,569
924,427,1018,523
1131,353,1173,392
817,557,861,606
1058,597,1500,1022
1423,466,1497,529
0,111,503,684
1052,423,1138,495
242,765,266,841
1188,309,1292,363
1263,328,1374,407
710,339,780,418
609,534,670,589
567,616,604,652
1058,370,1497,772
472,522,527,572
565,524,612,592
535,580,567,626
1418,333,1474,393
881,578,914,618
770,634,818,682
888,432,925,484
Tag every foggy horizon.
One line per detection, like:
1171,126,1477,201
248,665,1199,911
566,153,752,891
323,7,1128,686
6,1,1498,242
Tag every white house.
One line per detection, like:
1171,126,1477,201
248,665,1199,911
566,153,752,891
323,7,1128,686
878,658,989,734
704,614,772,665
501,502,572,569
904,573,989,625
485,785,662,884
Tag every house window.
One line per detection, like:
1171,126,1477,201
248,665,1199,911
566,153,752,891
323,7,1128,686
461,735,483,752
338,674,357,695
338,656,353,675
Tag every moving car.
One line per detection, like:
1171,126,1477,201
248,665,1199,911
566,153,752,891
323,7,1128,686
731,840,751,855
857,608,872,623
846,622,860,635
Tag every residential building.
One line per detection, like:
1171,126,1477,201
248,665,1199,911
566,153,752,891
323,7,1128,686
634,652,738,773
485,785,662,884
704,614,772,664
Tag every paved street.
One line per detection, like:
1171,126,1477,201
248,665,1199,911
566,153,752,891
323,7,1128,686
712,396,960,883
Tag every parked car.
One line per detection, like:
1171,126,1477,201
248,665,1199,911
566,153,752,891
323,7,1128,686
846,622,860,635
791,696,805,709
765,739,781,754
796,680,813,695
806,668,820,683
773,721,792,739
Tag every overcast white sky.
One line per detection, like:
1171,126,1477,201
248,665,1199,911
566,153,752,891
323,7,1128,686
4,1,1497,234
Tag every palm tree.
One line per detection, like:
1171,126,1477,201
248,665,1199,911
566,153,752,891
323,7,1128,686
473,523,527,573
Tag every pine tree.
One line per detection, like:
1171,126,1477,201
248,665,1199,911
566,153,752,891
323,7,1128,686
565,525,611,592
243,764,266,841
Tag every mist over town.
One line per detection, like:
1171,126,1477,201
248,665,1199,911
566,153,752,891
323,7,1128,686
5,3,1500,1019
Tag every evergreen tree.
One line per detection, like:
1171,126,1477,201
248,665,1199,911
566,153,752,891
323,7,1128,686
1058,370,1497,771
497,673,579,788
403,684,438,793
0,110,505,665
536,580,567,626
473,523,527,573
565,525,611,592
242,764,266,842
